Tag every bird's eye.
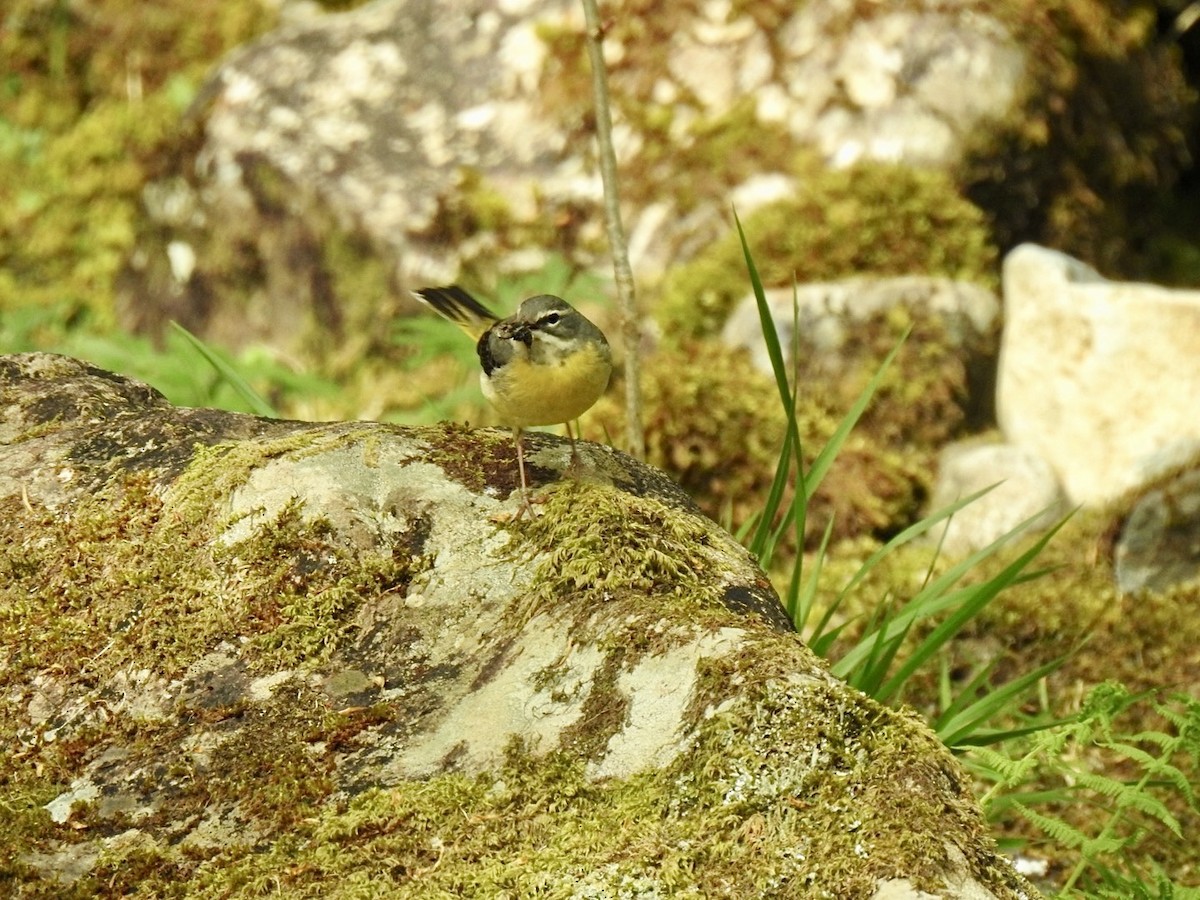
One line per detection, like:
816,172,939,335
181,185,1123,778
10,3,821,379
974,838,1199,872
542,313,562,327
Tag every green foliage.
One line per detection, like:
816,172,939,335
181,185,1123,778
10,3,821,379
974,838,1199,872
0,303,336,415
736,218,1200,895
969,685,1200,896
735,216,1063,752
659,161,998,339
171,322,278,417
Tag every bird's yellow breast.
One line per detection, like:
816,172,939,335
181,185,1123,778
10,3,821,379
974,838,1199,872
482,341,612,428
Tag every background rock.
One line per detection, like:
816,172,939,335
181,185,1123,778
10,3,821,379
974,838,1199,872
721,275,999,392
927,441,1067,558
997,243,1200,507
116,0,1194,359
1113,444,1200,594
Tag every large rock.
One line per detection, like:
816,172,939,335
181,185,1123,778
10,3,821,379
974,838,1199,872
770,5,1023,169
120,0,1033,354
996,244,1200,506
0,353,1038,897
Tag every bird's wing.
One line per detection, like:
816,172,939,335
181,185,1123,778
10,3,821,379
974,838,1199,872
413,285,499,340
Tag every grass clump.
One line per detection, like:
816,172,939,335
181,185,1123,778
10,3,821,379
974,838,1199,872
732,215,1200,895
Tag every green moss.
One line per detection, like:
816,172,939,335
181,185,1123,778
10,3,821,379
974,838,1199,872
0,433,409,690
658,160,998,340
0,429,424,889
15,668,1016,898
520,483,716,601
0,415,1034,896
0,0,276,325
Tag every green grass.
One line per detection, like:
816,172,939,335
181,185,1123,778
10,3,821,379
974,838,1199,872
0,301,336,415
733,212,1071,749
734,219,1199,896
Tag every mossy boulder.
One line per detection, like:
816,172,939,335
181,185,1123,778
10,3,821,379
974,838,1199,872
656,162,1000,340
0,353,1037,898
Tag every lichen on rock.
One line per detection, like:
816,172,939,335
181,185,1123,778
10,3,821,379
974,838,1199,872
0,353,1037,897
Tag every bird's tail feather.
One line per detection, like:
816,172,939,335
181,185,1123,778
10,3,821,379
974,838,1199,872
413,285,498,339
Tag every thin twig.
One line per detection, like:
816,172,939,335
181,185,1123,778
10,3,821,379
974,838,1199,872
580,0,645,461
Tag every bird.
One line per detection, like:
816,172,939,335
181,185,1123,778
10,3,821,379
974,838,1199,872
412,284,613,514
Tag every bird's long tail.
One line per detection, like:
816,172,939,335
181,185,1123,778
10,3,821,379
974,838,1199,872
413,285,498,340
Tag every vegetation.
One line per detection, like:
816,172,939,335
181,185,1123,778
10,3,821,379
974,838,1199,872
1,0,1198,895
731,222,1200,894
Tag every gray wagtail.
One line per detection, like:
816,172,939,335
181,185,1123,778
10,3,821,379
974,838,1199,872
413,285,613,512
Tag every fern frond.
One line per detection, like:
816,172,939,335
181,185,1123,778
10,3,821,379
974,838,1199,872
1012,803,1093,850
966,746,1040,787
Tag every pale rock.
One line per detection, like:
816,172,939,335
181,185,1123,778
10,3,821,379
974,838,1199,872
722,276,999,376
997,244,1200,506
927,442,1066,557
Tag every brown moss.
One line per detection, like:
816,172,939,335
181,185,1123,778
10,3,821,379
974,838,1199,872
961,0,1195,280
592,329,959,552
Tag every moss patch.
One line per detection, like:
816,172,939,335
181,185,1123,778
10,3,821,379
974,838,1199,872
0,0,276,323
656,160,998,340
7,664,1027,899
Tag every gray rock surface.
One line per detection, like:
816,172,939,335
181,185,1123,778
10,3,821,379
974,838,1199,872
0,353,1038,898
722,276,999,377
121,0,1031,353
1114,443,1200,595
771,4,1024,168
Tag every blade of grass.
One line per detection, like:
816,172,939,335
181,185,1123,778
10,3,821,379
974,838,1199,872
735,211,803,564
937,656,1071,747
830,507,1068,680
833,484,1000,608
789,515,835,628
872,517,1070,702
849,601,911,696
805,489,993,652
171,322,277,418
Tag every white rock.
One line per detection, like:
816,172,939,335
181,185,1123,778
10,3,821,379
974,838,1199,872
927,442,1065,557
996,244,1200,505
